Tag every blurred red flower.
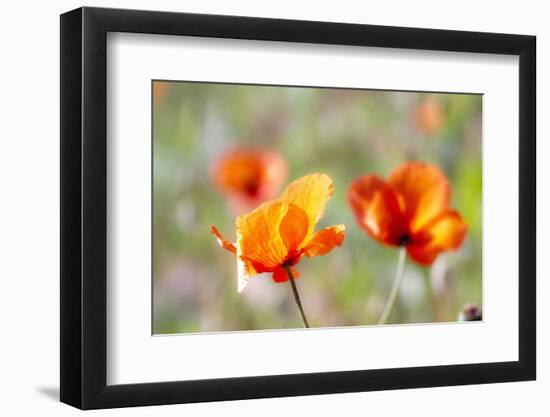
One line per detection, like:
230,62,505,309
348,161,467,265
211,148,288,213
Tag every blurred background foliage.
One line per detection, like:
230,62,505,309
153,81,482,334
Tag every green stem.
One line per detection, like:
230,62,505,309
283,263,310,328
377,246,407,325
422,269,437,321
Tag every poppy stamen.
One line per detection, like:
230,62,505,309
399,235,411,246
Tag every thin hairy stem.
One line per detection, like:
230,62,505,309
283,264,310,328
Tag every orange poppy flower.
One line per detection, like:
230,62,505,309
212,173,345,292
413,97,445,135
211,148,288,212
348,161,467,265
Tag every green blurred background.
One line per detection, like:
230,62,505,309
153,81,482,334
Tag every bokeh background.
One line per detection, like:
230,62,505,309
153,80,482,334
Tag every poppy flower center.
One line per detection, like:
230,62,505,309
283,253,301,268
243,179,260,197
399,235,411,246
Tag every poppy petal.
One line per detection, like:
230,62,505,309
281,173,333,236
272,265,301,283
302,224,346,257
210,225,236,254
236,200,290,269
348,175,406,246
237,254,258,292
236,255,277,292
279,203,310,254
388,162,450,233
407,210,467,265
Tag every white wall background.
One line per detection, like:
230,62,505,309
0,0,545,415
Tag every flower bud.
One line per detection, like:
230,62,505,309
459,303,482,321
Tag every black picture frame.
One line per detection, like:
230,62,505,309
60,6,536,410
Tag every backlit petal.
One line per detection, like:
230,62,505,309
281,173,333,236
407,210,467,265
279,203,310,254
236,200,289,269
210,225,236,254
237,255,275,292
389,161,451,233
302,225,346,257
348,175,406,246
237,254,258,292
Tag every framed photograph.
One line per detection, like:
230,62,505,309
60,6,536,409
